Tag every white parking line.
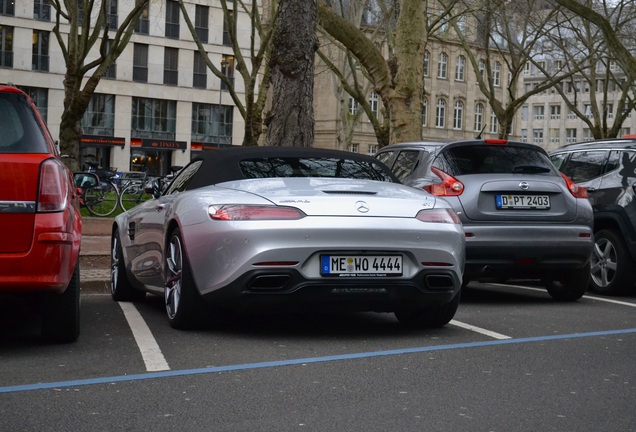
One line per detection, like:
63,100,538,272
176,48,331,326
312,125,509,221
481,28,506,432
118,302,170,372
450,320,511,340
493,283,636,307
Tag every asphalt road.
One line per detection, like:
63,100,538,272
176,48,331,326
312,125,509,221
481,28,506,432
1,281,635,432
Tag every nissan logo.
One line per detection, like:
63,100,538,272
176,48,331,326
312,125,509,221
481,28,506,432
519,181,530,190
355,200,370,213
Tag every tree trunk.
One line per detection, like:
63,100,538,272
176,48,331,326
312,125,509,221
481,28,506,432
265,0,317,147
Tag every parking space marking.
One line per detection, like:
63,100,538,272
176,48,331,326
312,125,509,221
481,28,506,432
494,283,636,307
450,320,511,339
118,302,170,372
2,327,634,395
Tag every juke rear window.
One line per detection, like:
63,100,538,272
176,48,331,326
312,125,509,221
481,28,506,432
0,93,49,154
435,145,555,176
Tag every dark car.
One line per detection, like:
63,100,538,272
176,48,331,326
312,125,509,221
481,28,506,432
0,84,82,342
376,139,594,301
550,138,636,295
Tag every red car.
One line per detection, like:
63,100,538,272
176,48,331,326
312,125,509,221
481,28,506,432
0,84,82,343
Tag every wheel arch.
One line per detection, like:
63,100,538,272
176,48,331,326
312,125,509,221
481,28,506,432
594,212,636,261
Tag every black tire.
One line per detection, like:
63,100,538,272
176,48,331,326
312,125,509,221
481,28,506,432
119,183,152,212
589,229,636,295
165,228,208,329
395,291,460,329
84,182,119,217
111,230,146,302
544,264,590,301
41,259,80,343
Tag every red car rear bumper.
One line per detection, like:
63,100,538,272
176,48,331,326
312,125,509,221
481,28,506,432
0,212,81,294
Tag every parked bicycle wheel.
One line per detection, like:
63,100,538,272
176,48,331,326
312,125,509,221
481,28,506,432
84,182,119,217
119,182,153,212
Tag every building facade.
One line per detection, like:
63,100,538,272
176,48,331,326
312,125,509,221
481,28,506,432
0,0,248,176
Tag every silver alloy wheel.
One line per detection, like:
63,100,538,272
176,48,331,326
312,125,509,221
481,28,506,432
590,237,618,288
165,235,183,319
111,236,120,295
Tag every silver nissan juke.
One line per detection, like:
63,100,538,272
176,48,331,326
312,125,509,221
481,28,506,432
111,146,465,330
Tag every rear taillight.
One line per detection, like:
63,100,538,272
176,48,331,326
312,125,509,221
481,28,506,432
560,173,588,198
416,208,462,224
38,159,69,212
209,205,306,220
423,167,464,196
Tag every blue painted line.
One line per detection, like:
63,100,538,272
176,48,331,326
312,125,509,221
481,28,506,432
1,327,635,394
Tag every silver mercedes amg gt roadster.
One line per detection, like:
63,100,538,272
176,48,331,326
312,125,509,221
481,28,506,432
111,146,465,329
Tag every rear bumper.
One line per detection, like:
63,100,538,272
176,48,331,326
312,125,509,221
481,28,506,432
0,213,81,294
463,224,593,278
201,268,461,313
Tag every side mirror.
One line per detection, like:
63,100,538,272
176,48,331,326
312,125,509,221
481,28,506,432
74,172,100,189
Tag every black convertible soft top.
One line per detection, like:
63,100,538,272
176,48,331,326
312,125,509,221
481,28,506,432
184,146,397,190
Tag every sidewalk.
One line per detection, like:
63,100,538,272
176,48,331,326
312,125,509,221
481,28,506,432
80,217,112,293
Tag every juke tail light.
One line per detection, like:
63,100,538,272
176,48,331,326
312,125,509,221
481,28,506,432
38,158,69,212
209,205,306,221
560,173,588,198
423,166,464,196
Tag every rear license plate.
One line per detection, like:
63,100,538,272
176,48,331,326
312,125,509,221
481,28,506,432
320,255,403,277
496,194,550,209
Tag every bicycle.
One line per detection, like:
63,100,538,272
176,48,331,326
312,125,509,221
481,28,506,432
81,162,121,217
118,166,182,212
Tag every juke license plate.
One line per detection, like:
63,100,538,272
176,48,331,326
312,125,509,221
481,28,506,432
496,194,550,209
321,255,403,277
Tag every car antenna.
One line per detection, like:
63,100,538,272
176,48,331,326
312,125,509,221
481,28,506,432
475,124,487,140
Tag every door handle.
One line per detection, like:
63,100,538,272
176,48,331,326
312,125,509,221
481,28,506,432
155,204,165,212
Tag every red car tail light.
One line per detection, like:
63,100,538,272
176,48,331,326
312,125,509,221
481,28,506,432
560,173,588,198
209,205,306,220
423,167,464,196
416,208,462,224
38,159,69,212
484,139,508,145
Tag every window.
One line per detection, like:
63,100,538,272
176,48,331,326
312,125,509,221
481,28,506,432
455,55,465,81
166,0,180,39
132,98,177,140
560,151,608,183
220,55,235,91
0,25,13,68
193,51,207,89
133,44,148,83
474,103,484,131
349,143,359,153
191,102,233,146
437,53,448,79
369,92,379,117
435,98,446,128
566,128,577,143
493,62,501,87
478,59,485,78
164,47,179,86
19,86,48,121
106,0,118,28
81,94,115,135
584,104,593,119
533,105,545,120
135,3,149,34
33,0,50,20
223,10,234,46
32,30,49,72
195,5,209,43
392,150,420,181
550,105,561,120
0,0,14,15
549,128,560,144
368,145,377,155
453,100,464,130
422,98,428,127
606,104,614,119
532,128,543,144
490,112,498,134
521,105,528,121
103,39,116,79
423,51,430,76
520,129,527,142
348,96,358,115
523,62,530,76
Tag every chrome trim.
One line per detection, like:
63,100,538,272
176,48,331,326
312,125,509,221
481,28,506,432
0,201,37,213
